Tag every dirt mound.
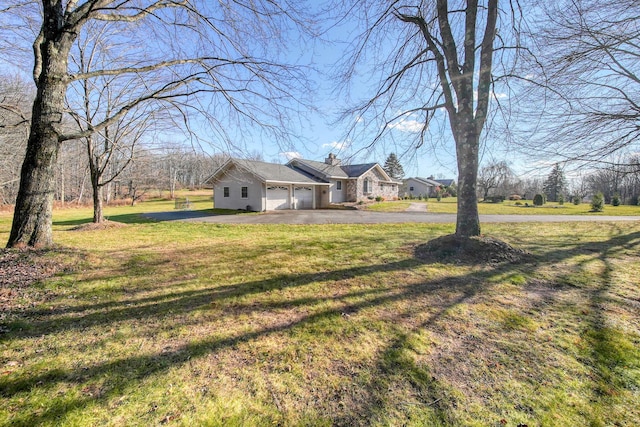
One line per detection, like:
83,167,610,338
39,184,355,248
414,234,530,264
70,220,128,231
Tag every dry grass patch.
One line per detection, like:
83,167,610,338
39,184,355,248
0,209,639,426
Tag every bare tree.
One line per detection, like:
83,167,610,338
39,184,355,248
338,1,521,238
0,75,32,205
477,160,513,200
522,0,640,164
66,22,162,223
2,0,314,247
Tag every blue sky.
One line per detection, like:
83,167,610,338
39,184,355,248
0,1,544,182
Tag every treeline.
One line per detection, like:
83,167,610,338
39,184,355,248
2,139,224,206
478,159,640,205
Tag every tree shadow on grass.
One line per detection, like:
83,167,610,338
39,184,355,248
2,227,640,425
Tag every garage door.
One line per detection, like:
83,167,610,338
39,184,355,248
293,186,313,209
266,186,289,210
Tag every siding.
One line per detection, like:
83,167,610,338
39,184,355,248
213,165,264,211
403,178,434,198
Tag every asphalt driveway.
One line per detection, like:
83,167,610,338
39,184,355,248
145,209,640,224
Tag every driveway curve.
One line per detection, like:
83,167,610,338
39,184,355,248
145,209,640,224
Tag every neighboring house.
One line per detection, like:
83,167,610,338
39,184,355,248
403,177,441,198
403,176,456,198
205,154,400,211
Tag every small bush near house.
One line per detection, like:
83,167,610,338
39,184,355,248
533,194,545,206
612,193,621,206
515,201,523,206
558,195,565,205
375,196,384,202
591,192,604,212
509,194,522,200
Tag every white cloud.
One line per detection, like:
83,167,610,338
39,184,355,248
322,140,350,150
279,151,302,160
388,119,424,133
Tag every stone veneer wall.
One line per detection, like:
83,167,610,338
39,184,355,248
354,169,399,201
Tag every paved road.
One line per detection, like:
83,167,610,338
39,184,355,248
145,209,640,224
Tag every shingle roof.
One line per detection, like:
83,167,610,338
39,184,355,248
225,159,322,184
412,177,441,186
291,158,349,178
341,163,378,177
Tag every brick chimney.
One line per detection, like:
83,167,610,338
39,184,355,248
325,153,341,166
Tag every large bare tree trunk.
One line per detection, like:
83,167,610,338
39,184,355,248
92,183,104,223
455,129,481,237
7,2,74,247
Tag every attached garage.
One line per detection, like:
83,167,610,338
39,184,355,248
266,186,290,210
293,186,313,209
206,158,330,211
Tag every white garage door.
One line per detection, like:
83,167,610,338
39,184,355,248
293,186,313,209
266,186,289,210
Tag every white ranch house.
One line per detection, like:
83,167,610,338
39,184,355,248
206,154,400,211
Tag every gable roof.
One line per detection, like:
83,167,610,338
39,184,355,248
341,163,378,177
408,177,441,186
288,158,349,179
288,158,398,182
206,158,323,185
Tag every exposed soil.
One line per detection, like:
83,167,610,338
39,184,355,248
414,234,531,264
0,248,75,323
70,220,128,231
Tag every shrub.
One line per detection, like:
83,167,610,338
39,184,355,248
573,196,581,205
533,194,545,206
612,193,621,206
375,196,384,202
558,194,565,205
509,194,522,201
436,193,442,202
591,192,604,212
514,201,523,206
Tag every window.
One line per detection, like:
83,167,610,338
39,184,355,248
379,183,384,190
223,187,229,197
409,186,414,191
241,187,248,198
336,181,342,191
363,178,371,194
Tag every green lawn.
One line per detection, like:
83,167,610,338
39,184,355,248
1,199,639,426
368,197,640,215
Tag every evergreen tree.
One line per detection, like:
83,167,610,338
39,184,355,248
383,153,405,179
543,164,566,202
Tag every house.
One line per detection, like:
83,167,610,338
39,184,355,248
205,154,400,211
403,176,456,198
403,177,441,198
